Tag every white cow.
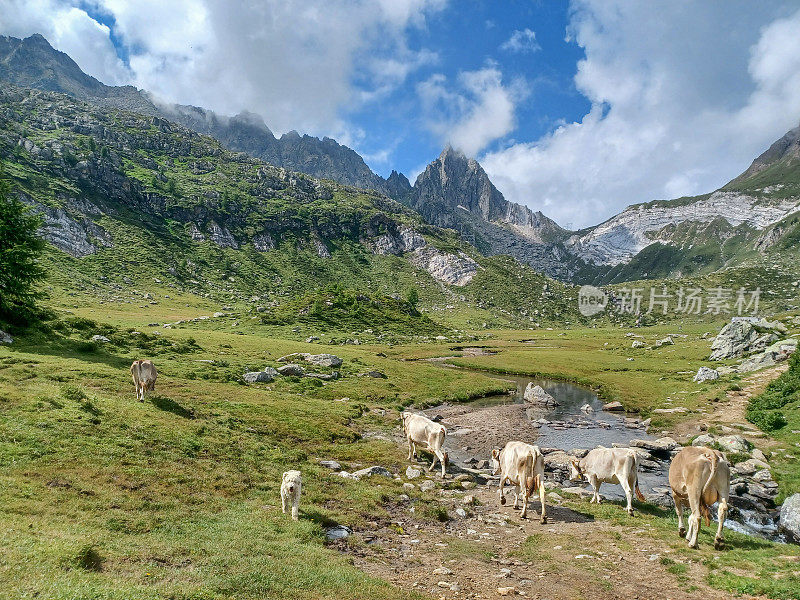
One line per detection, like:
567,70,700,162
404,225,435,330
281,470,302,521
669,446,730,549
130,360,157,401
402,411,448,477
569,447,645,516
491,441,547,522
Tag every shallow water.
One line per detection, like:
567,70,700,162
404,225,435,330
437,364,782,541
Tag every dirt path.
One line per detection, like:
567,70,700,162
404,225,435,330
340,472,734,600
671,363,788,449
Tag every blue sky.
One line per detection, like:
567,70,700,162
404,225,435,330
3,1,800,227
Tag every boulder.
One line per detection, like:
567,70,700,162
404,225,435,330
243,371,274,383
523,384,559,407
366,370,387,379
0,329,13,344
716,435,751,453
654,336,674,348
262,367,279,378
304,372,340,381
319,460,341,471
325,525,352,541
277,364,306,376
580,403,594,413
710,318,780,361
91,334,110,343
693,367,719,383
602,401,624,412
631,340,646,349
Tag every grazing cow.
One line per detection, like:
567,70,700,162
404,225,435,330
402,411,449,477
281,470,302,521
130,360,157,401
669,446,730,549
491,441,547,522
569,447,645,516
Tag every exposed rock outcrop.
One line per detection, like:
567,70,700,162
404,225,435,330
523,384,559,407
408,246,478,286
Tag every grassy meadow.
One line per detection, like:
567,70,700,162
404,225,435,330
1,283,800,599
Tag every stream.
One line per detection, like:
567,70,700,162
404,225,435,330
427,362,784,542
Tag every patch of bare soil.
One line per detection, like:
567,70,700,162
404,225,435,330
339,473,737,600
672,364,788,448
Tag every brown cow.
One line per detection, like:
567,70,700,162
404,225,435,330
668,446,730,549
130,360,157,401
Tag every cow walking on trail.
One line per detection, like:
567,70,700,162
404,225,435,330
402,411,449,477
569,447,645,516
669,446,730,549
130,360,157,401
491,441,547,523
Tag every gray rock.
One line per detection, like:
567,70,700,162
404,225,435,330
523,383,559,407
419,480,436,492
306,353,343,368
243,371,274,383
351,466,392,479
580,403,594,413
0,330,12,344
632,340,646,348
693,367,719,383
405,466,422,480
717,435,751,453
654,336,674,347
319,460,341,471
710,318,782,361
262,367,279,378
630,437,679,455
603,401,624,411
325,525,352,541
91,334,110,343
366,370,387,379
408,246,478,286
277,364,306,376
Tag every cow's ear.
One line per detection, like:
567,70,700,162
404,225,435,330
492,449,499,459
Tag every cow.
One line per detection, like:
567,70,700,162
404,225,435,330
130,360,157,401
402,411,449,477
281,470,302,521
668,446,730,549
491,441,547,522
569,447,645,516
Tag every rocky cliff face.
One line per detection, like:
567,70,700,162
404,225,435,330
0,34,392,194
407,146,574,279
567,191,800,266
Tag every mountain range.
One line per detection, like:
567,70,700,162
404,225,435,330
2,33,799,286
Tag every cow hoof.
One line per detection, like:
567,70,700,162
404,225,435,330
500,496,506,506
678,527,686,538
714,538,724,550
628,509,635,517
540,517,547,525
688,542,698,549
512,505,520,510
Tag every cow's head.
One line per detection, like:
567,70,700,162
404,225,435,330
490,448,502,476
569,459,584,481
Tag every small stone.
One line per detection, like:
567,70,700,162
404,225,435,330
320,460,341,471
91,334,110,343
455,508,467,518
406,466,422,480
277,364,306,376
603,401,624,411
419,480,436,492
243,371,273,383
433,567,453,576
497,586,516,596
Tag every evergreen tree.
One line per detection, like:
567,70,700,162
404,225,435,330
0,161,45,320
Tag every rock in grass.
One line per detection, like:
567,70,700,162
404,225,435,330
779,494,800,544
693,367,719,383
632,340,646,348
405,466,422,480
603,401,624,411
277,364,306,376
319,460,341,471
716,434,752,453
91,334,110,343
243,371,274,383
306,353,343,368
366,370,387,379
0,329,13,344
351,466,392,479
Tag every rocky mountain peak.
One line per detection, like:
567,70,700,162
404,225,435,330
385,170,412,199
728,123,800,187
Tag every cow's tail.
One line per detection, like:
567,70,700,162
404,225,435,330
523,453,537,498
631,450,646,502
700,451,719,525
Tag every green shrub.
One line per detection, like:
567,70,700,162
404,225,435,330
60,384,87,402
746,351,798,431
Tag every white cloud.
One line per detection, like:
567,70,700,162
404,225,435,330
501,28,540,53
482,1,800,228
0,0,444,140
417,66,526,156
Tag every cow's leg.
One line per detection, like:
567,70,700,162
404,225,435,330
512,483,520,509
714,495,728,550
433,448,447,478
589,475,601,503
538,475,547,524
428,450,438,472
686,493,701,548
520,484,529,519
407,437,414,461
673,494,686,538
499,476,507,506
621,475,634,516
